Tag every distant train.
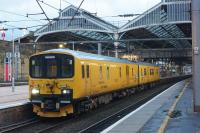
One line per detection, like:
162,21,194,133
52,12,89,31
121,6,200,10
29,49,160,117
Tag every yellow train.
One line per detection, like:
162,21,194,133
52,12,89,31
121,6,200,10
29,49,160,117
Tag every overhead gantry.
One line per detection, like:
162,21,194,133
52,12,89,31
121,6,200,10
19,0,192,58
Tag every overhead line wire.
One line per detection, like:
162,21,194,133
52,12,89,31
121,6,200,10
0,9,45,24
68,0,85,27
37,0,60,11
35,0,51,24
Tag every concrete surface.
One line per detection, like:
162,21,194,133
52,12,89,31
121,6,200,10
0,85,33,126
0,103,33,126
165,82,200,133
141,80,200,133
102,80,188,133
0,85,29,109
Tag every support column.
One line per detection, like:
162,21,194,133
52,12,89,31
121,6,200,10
192,0,200,112
98,43,102,55
107,50,110,56
113,33,119,58
11,29,15,92
114,42,119,58
72,42,75,51
33,44,37,53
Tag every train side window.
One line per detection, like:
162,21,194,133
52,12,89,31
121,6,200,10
82,65,85,78
156,69,158,75
141,69,143,76
132,68,134,77
150,69,152,75
144,68,147,76
119,67,122,78
86,65,89,78
126,66,129,76
99,66,102,79
107,67,110,80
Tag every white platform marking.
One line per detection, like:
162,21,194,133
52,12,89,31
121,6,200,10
101,81,184,133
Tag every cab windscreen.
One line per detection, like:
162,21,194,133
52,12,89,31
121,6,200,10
30,54,74,78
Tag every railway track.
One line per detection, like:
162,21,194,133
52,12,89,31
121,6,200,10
0,80,186,133
30,82,175,133
0,117,69,133
0,82,28,87
0,118,40,133
78,83,170,133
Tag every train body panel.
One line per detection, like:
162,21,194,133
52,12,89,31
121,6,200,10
74,60,140,98
29,49,160,117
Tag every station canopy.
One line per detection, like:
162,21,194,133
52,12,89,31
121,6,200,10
23,0,192,50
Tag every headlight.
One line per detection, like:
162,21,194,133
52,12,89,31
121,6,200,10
32,88,39,94
62,89,70,94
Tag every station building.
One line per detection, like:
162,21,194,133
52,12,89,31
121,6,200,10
0,0,192,81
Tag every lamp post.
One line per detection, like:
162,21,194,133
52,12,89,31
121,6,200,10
11,28,15,92
113,33,119,58
192,0,200,112
72,41,75,50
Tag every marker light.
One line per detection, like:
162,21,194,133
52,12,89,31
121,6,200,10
32,88,39,94
62,89,70,94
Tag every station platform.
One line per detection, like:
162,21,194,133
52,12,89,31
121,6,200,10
102,79,197,133
0,85,29,109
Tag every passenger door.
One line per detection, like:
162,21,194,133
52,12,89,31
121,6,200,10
138,65,141,85
85,64,91,96
126,65,130,85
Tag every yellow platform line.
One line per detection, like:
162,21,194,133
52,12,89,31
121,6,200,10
157,81,190,133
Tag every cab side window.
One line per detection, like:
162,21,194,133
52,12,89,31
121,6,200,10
132,68,134,77
119,67,122,78
99,66,102,79
141,69,143,76
107,67,110,80
144,68,147,76
82,65,85,78
126,66,129,76
86,65,89,78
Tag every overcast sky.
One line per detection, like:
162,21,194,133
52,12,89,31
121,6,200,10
0,0,161,40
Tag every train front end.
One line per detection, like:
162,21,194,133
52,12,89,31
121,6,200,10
29,53,75,117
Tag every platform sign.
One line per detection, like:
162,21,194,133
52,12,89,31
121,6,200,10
5,63,9,81
0,24,6,40
4,52,12,81
1,31,5,40
15,52,21,80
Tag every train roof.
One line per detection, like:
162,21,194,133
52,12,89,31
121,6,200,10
40,48,158,66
